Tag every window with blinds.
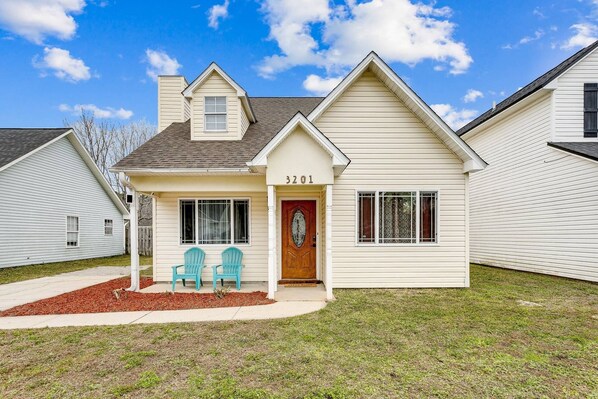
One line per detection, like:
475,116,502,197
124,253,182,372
180,199,249,245
205,96,227,131
66,216,79,247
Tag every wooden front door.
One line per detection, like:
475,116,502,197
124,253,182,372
281,200,317,279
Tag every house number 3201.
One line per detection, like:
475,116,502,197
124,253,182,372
286,175,314,184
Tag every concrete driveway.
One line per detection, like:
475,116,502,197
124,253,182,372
0,266,133,311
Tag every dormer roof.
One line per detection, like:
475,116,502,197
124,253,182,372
182,62,257,122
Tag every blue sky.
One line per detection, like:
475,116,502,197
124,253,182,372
0,0,596,129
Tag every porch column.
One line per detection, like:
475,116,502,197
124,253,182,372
325,184,334,300
128,189,140,292
267,185,277,299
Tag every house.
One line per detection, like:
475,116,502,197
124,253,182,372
458,41,598,282
0,128,129,268
111,52,486,299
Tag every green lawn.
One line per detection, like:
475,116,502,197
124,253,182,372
0,255,153,285
0,265,596,398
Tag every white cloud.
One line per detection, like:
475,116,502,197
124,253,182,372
463,89,483,103
0,0,85,44
144,49,182,81
502,29,545,49
258,0,472,78
59,103,133,119
33,47,91,82
303,74,343,95
561,23,597,49
431,103,477,130
208,0,230,29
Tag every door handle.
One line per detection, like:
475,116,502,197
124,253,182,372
312,235,316,247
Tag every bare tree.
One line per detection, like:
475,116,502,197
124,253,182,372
65,112,157,226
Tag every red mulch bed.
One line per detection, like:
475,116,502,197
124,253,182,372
0,277,274,317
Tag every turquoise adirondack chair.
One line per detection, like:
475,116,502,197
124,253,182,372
212,247,244,290
171,247,206,291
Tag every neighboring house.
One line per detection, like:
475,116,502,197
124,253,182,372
0,128,129,268
112,52,486,299
458,41,598,282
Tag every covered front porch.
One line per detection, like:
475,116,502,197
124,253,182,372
123,113,349,301
140,280,329,301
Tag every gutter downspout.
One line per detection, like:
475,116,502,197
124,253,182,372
119,172,140,292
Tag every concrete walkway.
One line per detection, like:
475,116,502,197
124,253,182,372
0,272,327,329
0,301,326,329
0,266,137,311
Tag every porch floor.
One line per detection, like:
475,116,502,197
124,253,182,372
141,281,328,302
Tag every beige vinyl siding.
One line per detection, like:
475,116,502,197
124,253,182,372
154,192,268,282
240,100,250,137
554,49,598,142
158,76,188,132
314,71,468,288
466,93,598,282
0,137,124,268
190,72,239,141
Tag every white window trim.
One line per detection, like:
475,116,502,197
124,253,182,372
178,198,251,247
354,190,440,247
66,215,80,248
104,219,113,236
204,96,227,132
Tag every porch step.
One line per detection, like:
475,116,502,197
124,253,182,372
278,279,321,287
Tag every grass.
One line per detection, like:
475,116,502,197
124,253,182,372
0,265,597,398
0,255,153,285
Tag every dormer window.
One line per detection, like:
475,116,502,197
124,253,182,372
205,96,227,131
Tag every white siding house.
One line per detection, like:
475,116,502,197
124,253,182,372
0,128,129,268
112,52,486,300
459,41,598,282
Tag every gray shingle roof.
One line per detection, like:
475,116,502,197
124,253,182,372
458,40,598,136
112,97,323,170
547,142,598,162
0,128,70,169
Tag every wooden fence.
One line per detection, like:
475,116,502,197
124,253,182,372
126,226,153,256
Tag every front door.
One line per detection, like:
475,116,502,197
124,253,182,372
281,200,317,279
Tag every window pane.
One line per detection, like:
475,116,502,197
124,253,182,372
205,114,226,130
104,219,113,235
233,200,249,244
379,192,416,243
215,98,226,113
198,200,230,244
180,200,196,244
205,96,216,113
358,192,375,243
67,216,78,232
67,232,78,247
420,192,437,243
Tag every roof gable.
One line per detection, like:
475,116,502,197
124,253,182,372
182,62,256,122
0,128,70,171
458,40,598,136
0,128,128,216
307,52,486,173
247,112,350,176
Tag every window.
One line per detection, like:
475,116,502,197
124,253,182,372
104,219,113,236
357,191,438,244
66,216,79,247
584,83,598,138
204,96,227,131
180,199,249,245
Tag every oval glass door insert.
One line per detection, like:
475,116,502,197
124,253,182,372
291,209,306,247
